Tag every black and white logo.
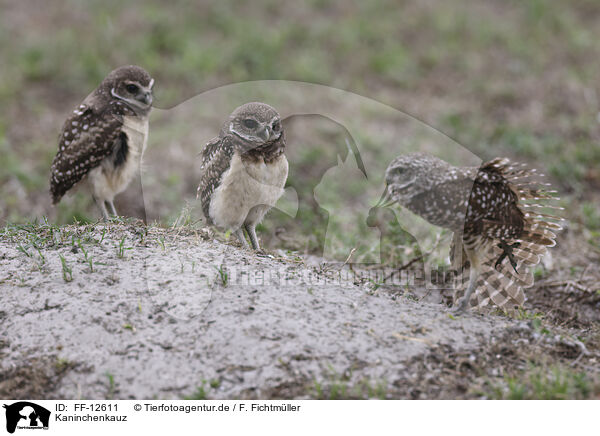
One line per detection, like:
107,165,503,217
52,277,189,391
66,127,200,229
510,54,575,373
3,402,50,434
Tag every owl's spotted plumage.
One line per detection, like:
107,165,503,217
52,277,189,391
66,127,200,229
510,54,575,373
197,102,288,250
50,65,154,219
384,152,561,311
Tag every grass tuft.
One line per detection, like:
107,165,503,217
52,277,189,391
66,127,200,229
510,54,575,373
58,253,73,282
487,365,598,400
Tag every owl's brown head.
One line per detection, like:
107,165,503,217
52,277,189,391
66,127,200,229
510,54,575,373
385,152,453,205
100,65,154,113
225,102,284,160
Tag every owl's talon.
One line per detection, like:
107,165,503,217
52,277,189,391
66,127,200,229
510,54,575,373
452,298,469,313
495,241,521,273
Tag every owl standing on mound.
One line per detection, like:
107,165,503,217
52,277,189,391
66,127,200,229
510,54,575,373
382,152,562,312
50,65,154,220
197,102,288,250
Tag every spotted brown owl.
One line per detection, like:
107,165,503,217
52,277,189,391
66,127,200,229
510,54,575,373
50,65,154,219
197,102,288,250
383,152,561,311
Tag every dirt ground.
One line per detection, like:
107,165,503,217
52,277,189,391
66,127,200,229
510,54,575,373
1,223,598,399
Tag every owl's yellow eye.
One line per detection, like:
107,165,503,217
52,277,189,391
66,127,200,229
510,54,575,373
126,84,138,93
242,119,258,129
272,121,281,131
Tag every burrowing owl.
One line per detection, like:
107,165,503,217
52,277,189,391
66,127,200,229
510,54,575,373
50,65,154,219
383,152,561,311
197,102,288,250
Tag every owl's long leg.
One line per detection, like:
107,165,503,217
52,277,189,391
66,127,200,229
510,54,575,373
107,200,118,217
93,196,110,221
454,249,481,312
234,229,249,248
244,223,260,250
454,266,479,312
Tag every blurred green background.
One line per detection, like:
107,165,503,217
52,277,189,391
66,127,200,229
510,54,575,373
1,0,599,258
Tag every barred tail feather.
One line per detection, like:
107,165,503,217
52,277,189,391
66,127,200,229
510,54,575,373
476,265,526,308
457,263,526,309
460,231,553,309
513,239,547,257
454,264,528,310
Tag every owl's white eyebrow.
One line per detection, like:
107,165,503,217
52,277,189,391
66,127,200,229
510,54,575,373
148,79,154,89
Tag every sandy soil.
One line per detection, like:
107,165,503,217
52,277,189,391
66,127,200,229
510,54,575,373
1,223,597,399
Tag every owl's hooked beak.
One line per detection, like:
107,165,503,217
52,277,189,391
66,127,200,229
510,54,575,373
257,125,272,142
136,90,153,106
144,92,153,105
144,79,155,106
136,79,154,106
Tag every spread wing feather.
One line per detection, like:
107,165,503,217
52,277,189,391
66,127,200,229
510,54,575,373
455,158,561,309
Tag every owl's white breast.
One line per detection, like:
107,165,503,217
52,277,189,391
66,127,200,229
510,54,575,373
89,115,149,201
122,115,150,156
209,152,288,231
